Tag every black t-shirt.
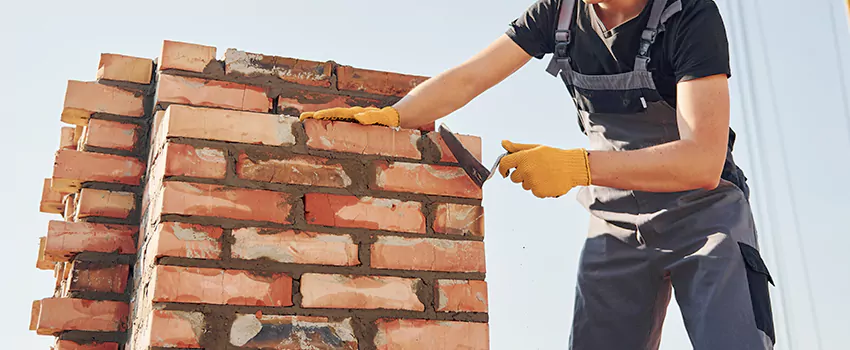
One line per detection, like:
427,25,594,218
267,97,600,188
506,0,731,107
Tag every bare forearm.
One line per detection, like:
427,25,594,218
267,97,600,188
394,68,480,129
588,140,724,192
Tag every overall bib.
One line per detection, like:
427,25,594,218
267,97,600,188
546,0,776,349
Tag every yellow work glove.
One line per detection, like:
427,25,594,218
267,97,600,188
299,106,400,127
498,140,591,198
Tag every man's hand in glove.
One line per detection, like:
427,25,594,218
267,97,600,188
299,106,400,127
498,140,592,198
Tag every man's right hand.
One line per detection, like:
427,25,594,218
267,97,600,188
299,106,400,127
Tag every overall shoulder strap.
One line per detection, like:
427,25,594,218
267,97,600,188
634,0,671,72
546,0,578,76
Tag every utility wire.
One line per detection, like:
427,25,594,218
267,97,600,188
749,0,824,348
728,0,796,347
828,0,850,143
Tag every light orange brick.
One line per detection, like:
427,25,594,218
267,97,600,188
303,119,421,159
82,119,139,151
157,74,271,112
34,298,128,335
44,221,137,261
224,49,333,87
236,152,350,188
277,89,384,116
52,149,145,192
433,203,484,236
231,228,358,266
300,274,424,311
336,65,428,97
158,181,291,224
152,265,292,306
62,80,145,125
152,222,223,259
75,188,135,220
374,319,489,350
54,340,119,350
162,142,227,179
305,193,425,234
148,309,204,348
372,161,482,199
97,53,153,84
159,40,216,73
161,105,296,146
371,236,485,273
436,280,488,313
60,126,77,150
230,314,357,349
426,132,483,163
40,178,64,214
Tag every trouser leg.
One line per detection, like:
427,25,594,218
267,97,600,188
569,217,671,350
665,227,775,350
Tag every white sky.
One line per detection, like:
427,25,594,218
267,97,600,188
2,1,848,349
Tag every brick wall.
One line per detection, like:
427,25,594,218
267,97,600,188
33,40,489,349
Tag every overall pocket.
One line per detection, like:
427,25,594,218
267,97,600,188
738,242,776,344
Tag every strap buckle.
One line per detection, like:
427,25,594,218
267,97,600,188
555,30,571,44
638,29,658,57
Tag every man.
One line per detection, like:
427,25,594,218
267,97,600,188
300,0,776,348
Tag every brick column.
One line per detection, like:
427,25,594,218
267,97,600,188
34,40,490,350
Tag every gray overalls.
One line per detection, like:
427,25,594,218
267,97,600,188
546,0,776,348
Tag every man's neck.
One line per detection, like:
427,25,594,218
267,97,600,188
594,0,650,29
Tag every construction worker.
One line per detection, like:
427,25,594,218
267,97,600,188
300,0,775,348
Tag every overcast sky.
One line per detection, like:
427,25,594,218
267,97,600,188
2,1,848,349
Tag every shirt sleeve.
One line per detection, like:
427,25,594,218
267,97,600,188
506,0,560,59
669,0,732,82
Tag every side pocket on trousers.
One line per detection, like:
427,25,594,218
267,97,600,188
738,242,776,345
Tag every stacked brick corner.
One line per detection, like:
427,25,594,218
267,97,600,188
34,39,490,350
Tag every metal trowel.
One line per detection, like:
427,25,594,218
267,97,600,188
438,123,507,188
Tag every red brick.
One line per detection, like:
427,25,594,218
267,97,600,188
300,274,423,311
159,40,216,73
153,222,223,259
82,119,139,151
158,182,291,224
44,221,137,261
148,309,204,348
62,80,145,125
97,53,153,84
371,236,485,273
67,261,129,294
157,74,271,112
374,319,489,350
75,188,135,219
60,126,77,150
29,300,41,331
304,119,421,159
277,89,384,116
224,49,333,87
372,161,482,199
34,298,128,335
152,265,293,306
237,152,351,188
162,105,297,146
336,65,428,97
40,178,64,214
426,132,483,163
54,340,119,350
436,280,488,313
230,314,357,349
52,149,145,192
163,142,227,179
305,193,425,234
231,228,358,266
433,203,484,237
